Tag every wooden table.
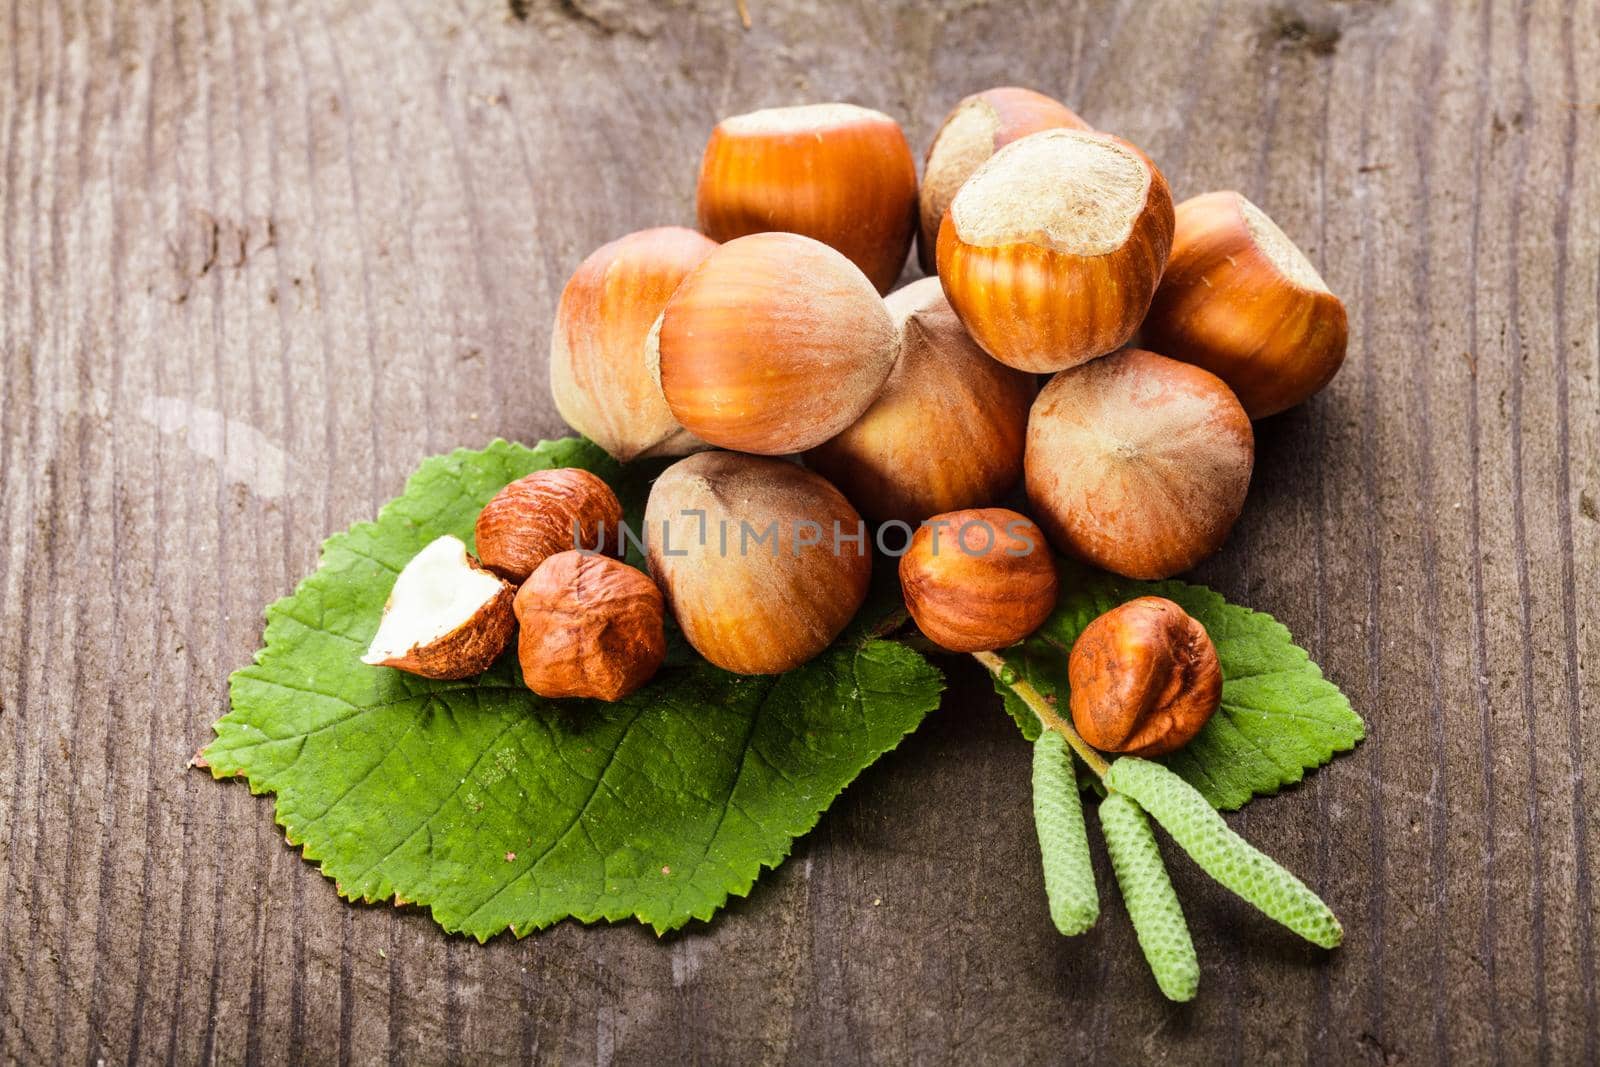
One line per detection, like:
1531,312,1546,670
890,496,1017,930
2,1,1596,1062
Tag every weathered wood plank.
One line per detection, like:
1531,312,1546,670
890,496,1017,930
2,0,1597,1062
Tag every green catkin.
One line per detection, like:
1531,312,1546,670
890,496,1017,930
1031,731,1098,935
1105,758,1344,949
1098,792,1200,1002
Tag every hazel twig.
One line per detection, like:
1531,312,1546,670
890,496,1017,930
971,650,1110,779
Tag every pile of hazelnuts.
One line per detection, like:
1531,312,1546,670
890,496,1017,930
364,89,1347,760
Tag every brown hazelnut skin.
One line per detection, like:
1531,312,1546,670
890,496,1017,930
513,551,667,702
650,232,899,455
804,278,1037,525
917,87,1091,273
550,226,717,461
898,508,1058,653
475,468,624,583
1025,349,1254,580
1068,596,1221,756
645,451,871,675
936,129,1174,373
696,103,918,293
362,537,517,680
1142,191,1348,419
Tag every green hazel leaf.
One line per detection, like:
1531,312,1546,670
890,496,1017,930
1031,731,1099,935
1105,758,1343,949
992,561,1364,810
1098,791,1200,1002
200,438,944,939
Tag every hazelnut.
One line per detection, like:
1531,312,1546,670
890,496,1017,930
1025,348,1253,580
513,551,667,701
550,226,718,461
936,128,1174,372
474,468,624,583
805,278,1036,524
898,508,1058,653
696,103,918,293
644,451,871,675
1142,191,1348,419
917,87,1091,273
361,535,515,680
1068,597,1221,756
650,232,899,455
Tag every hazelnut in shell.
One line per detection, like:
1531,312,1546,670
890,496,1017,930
1068,596,1221,757
650,232,899,455
644,452,870,675
936,129,1174,372
361,534,516,680
805,278,1036,525
475,468,624,583
898,508,1058,653
514,551,667,702
1025,348,1254,580
696,103,918,293
550,226,717,461
1142,191,1348,419
918,87,1091,273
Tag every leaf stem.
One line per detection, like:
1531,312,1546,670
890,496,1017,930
971,651,1111,779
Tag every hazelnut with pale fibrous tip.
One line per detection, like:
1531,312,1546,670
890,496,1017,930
696,102,918,293
1141,191,1348,419
937,128,1174,372
474,468,624,583
549,226,717,461
649,232,899,456
1068,596,1221,757
644,451,871,675
917,87,1091,273
361,535,516,680
805,277,1036,525
1025,348,1254,580
898,508,1058,653
514,551,667,702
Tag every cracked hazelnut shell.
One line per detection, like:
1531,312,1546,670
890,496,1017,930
696,102,917,293
898,508,1058,653
550,226,717,461
804,278,1036,524
917,87,1090,273
1025,348,1254,580
936,129,1174,372
644,451,870,675
1142,191,1347,419
650,232,899,455
1068,596,1221,757
514,551,667,702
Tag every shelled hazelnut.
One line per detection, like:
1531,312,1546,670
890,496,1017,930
514,551,667,702
898,508,1058,653
1068,596,1221,756
361,535,516,680
475,468,623,582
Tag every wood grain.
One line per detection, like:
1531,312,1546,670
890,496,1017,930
2,0,1597,1062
